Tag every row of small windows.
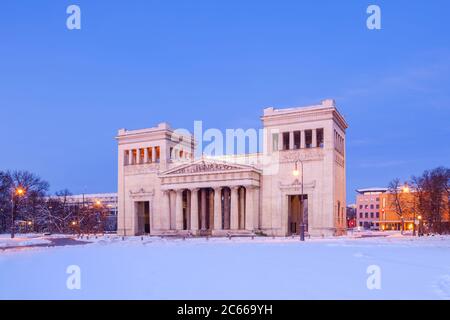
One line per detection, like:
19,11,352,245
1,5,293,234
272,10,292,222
272,128,324,151
334,130,344,154
359,204,380,209
359,212,380,219
169,147,192,161
358,197,381,203
124,147,161,165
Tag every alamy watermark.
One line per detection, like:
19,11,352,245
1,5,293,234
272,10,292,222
66,5,81,30
367,5,381,30
366,265,382,290
66,265,81,290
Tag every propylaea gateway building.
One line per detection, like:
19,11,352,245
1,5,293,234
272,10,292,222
117,99,348,237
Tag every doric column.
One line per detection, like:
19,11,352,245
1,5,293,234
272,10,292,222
278,133,283,151
144,148,149,163
175,189,184,230
239,187,245,229
223,188,230,229
151,147,156,163
230,187,239,230
289,131,294,150
200,189,207,230
300,131,305,149
312,129,317,148
128,150,133,165
245,186,254,231
214,187,222,230
190,189,199,231
162,190,171,230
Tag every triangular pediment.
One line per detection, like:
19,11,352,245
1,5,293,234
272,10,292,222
161,158,256,176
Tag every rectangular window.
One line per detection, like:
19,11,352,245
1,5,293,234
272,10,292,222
316,128,324,148
155,146,161,163
370,212,374,218
272,133,279,151
124,150,130,165
131,149,137,165
293,131,301,149
169,147,174,160
305,130,312,148
282,132,290,150
359,205,363,209
376,212,379,218
360,212,363,218
370,204,374,209
365,212,368,218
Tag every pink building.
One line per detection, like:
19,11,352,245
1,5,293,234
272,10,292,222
356,188,388,230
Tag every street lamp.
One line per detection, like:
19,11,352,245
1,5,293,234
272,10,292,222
293,160,305,241
11,186,26,239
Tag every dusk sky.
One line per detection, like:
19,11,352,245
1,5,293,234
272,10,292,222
1,0,449,203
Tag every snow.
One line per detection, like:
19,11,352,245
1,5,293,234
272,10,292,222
0,234,52,248
1,234,450,300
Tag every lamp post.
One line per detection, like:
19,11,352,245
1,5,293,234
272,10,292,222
11,186,26,239
293,160,305,241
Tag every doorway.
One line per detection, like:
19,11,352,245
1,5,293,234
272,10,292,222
136,201,150,234
288,195,308,235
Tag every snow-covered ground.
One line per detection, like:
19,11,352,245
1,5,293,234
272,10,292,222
0,234,51,248
1,233,449,300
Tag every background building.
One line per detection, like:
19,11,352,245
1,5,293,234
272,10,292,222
356,188,387,230
62,193,118,232
346,204,357,229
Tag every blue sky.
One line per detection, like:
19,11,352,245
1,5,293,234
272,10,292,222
0,0,449,203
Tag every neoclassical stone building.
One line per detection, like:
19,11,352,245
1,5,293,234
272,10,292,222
117,99,348,237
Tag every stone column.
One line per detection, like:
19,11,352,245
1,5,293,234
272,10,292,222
214,187,222,230
300,131,305,149
223,188,230,229
239,187,245,229
175,189,184,230
245,187,254,231
230,187,239,230
190,189,199,232
289,131,294,150
312,129,317,148
200,189,207,230
278,133,283,151
144,148,149,163
162,190,171,230
151,147,156,163
128,150,133,165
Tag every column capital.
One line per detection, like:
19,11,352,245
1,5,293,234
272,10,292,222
190,188,200,193
175,189,184,195
162,189,171,196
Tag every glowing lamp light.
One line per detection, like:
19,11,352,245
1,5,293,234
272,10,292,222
292,161,300,177
15,187,25,196
408,223,414,230
71,221,77,226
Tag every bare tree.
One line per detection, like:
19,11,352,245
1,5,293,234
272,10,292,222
387,178,411,234
412,167,450,234
5,170,49,237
